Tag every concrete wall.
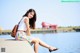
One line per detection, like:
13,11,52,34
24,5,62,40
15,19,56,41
0,38,35,53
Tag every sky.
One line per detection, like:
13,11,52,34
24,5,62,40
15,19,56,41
0,0,80,30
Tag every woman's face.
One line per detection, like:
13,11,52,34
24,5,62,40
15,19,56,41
28,11,34,19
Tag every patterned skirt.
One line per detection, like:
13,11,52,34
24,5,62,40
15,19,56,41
15,31,34,45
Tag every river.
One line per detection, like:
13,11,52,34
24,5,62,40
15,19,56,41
0,32,80,53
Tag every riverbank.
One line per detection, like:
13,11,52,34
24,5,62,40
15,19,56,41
0,26,80,35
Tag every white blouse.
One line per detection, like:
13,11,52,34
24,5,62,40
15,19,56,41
18,17,27,31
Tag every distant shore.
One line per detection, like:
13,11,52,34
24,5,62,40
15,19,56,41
0,26,80,35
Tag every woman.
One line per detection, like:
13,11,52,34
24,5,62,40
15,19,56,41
15,9,58,53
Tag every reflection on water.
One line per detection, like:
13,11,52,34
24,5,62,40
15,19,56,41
0,32,80,53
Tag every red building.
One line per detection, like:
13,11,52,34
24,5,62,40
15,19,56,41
42,22,57,30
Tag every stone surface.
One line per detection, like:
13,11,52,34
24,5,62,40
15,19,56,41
0,38,35,53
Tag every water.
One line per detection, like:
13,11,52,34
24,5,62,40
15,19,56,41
0,32,80,53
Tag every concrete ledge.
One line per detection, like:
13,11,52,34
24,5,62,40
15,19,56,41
0,38,35,53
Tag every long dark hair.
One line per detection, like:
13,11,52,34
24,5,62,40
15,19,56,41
23,9,37,29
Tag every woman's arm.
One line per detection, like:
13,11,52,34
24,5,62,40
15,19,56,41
24,17,31,36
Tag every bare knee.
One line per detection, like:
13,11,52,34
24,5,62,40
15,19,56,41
32,38,40,43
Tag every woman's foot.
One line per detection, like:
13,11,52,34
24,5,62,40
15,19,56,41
48,46,58,52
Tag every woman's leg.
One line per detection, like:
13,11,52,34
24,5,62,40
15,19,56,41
31,38,57,53
31,38,39,53
37,38,50,48
37,38,58,51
